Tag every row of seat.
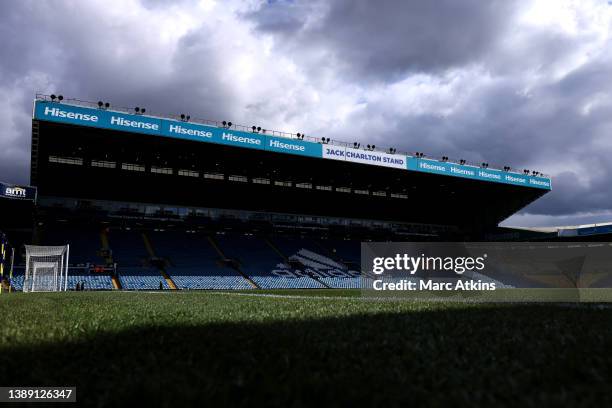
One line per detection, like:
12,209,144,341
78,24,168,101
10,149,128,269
12,229,363,290
8,267,114,291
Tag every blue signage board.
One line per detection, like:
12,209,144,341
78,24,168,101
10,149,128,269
0,182,37,201
33,101,319,157
407,158,551,190
33,100,551,190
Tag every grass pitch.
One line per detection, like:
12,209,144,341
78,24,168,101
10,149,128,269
1,290,611,407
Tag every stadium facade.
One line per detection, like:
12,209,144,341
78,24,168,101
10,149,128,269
0,94,558,291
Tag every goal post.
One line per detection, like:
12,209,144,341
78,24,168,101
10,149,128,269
24,245,70,292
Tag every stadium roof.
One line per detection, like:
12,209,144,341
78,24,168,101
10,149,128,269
30,94,552,231
32,95,551,191
511,222,612,237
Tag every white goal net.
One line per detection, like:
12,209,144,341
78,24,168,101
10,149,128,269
23,245,69,292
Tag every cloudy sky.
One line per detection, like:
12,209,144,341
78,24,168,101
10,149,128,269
1,0,611,227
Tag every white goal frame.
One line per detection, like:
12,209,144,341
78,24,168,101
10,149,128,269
23,245,70,292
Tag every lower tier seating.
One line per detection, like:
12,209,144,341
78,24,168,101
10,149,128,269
9,267,113,291
169,267,252,290
118,267,169,290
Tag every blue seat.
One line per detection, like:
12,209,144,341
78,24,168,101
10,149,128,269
270,237,362,288
67,267,114,290
118,267,168,290
150,231,251,290
216,235,325,289
10,267,113,291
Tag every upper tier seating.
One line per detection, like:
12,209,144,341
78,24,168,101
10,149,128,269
108,229,166,290
41,227,104,265
107,229,149,266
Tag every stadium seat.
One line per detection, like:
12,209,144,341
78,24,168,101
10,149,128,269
67,267,114,290
216,235,325,289
118,266,169,290
107,229,149,266
108,229,170,290
150,231,251,290
8,267,25,291
9,267,113,291
270,237,362,288
41,227,105,265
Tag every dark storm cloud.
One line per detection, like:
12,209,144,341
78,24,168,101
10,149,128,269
246,0,612,221
0,0,239,184
1,0,611,227
247,0,522,81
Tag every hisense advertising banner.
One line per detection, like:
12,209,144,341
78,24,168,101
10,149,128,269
407,158,552,189
361,242,612,302
33,101,322,159
33,101,552,190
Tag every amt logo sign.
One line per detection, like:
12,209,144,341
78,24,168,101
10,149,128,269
5,187,26,198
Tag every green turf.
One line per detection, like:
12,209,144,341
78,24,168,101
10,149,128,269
228,288,361,297
1,291,611,407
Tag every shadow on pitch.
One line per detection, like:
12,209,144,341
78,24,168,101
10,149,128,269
1,304,611,407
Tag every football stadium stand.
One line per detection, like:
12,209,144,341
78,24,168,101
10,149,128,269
0,95,562,291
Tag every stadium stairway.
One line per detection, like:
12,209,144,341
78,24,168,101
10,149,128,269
111,276,121,290
149,231,253,290
100,229,121,289
142,232,177,290
108,229,170,290
264,238,330,288
215,235,323,289
208,236,259,289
